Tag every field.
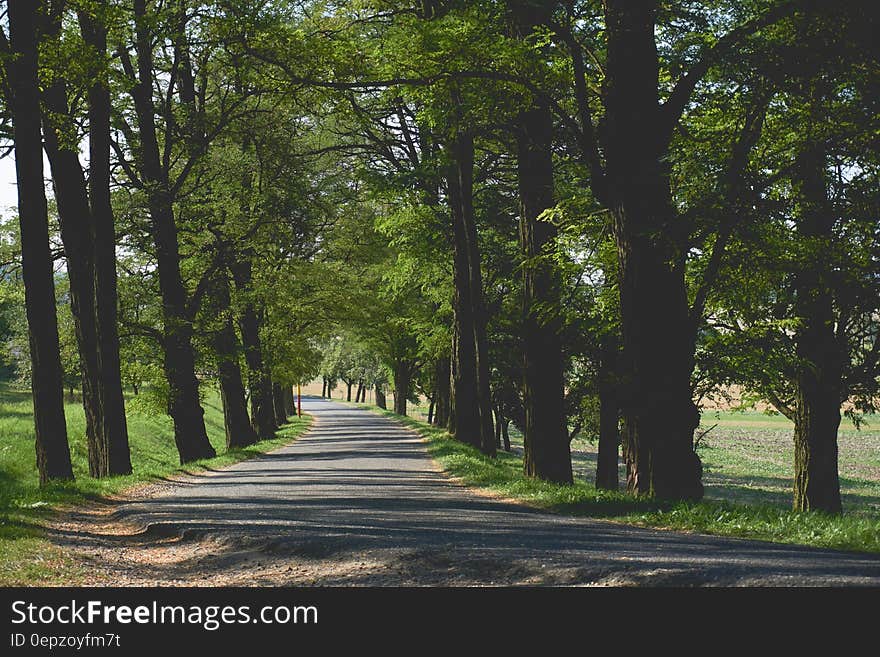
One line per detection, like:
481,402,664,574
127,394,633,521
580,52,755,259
397,398,880,517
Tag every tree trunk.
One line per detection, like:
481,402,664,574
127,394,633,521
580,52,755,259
346,381,353,402
321,378,327,398
514,77,570,483
447,335,457,433
596,334,620,491
211,270,257,450
502,419,511,452
152,207,215,462
427,399,435,425
285,386,297,417
231,258,276,440
7,0,74,484
393,360,411,416
602,1,702,500
216,331,258,450
272,382,288,426
791,143,842,514
131,0,214,463
78,9,132,476
42,79,105,478
446,127,490,450
375,385,387,409
454,127,495,456
433,356,450,427
494,404,503,448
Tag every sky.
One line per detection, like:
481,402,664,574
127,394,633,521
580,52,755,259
0,153,56,218
0,155,19,215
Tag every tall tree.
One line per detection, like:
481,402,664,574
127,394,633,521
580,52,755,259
509,0,572,483
208,262,258,449
120,0,215,462
79,4,132,475
4,0,74,483
561,1,799,499
446,96,495,456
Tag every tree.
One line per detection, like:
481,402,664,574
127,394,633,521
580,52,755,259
39,0,132,476
79,3,133,475
3,0,73,483
508,0,571,483
114,0,215,462
547,1,806,500
697,4,880,513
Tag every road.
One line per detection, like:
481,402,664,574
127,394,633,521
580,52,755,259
66,398,880,586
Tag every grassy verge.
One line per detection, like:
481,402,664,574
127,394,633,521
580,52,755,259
351,401,880,555
0,382,312,585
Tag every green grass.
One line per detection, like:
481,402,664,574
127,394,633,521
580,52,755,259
352,401,880,555
0,381,312,585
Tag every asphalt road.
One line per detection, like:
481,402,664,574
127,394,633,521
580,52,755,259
104,398,880,586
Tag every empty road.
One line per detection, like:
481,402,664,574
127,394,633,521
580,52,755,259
67,398,880,586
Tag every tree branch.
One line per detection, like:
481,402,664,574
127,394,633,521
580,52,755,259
661,1,801,141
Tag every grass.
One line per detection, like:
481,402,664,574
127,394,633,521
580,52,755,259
0,381,312,585
351,400,880,555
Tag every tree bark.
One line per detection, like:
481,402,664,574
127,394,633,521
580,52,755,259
211,269,257,449
513,50,571,482
7,0,74,484
272,382,288,426
791,143,842,513
393,360,411,416
346,380,353,402
231,258,276,440
42,78,105,478
216,333,258,449
454,128,495,456
375,384,387,409
284,386,296,417
447,333,457,433
433,356,450,427
448,297,479,445
596,333,620,490
131,0,214,463
79,9,132,475
602,1,702,500
446,126,493,451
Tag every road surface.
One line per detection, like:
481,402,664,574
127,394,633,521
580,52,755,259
64,398,880,586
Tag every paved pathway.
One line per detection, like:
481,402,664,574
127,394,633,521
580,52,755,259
70,398,880,586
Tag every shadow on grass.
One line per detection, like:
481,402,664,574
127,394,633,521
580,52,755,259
409,422,674,519
0,418,313,542
0,382,35,404
365,403,880,553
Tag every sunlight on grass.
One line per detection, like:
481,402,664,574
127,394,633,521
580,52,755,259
0,382,312,585
357,402,880,555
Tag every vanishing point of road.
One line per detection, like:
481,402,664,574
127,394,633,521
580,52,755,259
71,398,880,586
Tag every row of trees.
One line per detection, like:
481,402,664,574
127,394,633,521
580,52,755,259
0,0,328,483
2,1,877,515
302,0,879,514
